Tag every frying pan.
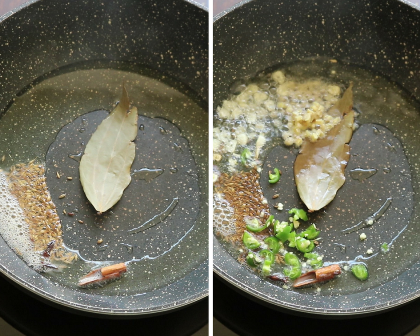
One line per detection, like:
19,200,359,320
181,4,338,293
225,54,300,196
0,0,208,315
213,0,420,316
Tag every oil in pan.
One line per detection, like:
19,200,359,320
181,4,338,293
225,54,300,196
0,61,208,296
213,58,420,296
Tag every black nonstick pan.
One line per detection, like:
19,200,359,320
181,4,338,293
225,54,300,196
0,0,208,316
213,0,420,316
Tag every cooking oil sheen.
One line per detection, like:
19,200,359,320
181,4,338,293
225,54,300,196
0,61,208,295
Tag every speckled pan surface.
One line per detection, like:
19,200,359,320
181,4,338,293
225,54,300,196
214,0,420,315
0,0,208,315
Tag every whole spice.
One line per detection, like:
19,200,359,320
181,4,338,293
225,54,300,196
294,84,354,212
268,275,287,283
42,241,55,258
79,84,138,214
293,264,341,288
214,169,270,243
78,262,127,288
8,161,77,265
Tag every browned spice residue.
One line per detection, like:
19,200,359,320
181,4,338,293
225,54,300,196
215,169,271,243
8,161,77,264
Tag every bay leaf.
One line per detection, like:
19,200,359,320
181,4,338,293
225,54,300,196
79,84,138,214
294,84,354,212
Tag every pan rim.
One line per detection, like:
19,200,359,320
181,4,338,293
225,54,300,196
213,0,420,22
0,261,208,316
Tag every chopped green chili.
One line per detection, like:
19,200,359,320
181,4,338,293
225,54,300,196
295,237,315,253
259,250,275,276
287,231,297,248
262,259,273,276
381,242,389,253
240,148,251,165
268,168,281,184
304,252,323,269
351,263,369,281
264,236,281,255
245,215,274,233
259,249,275,264
289,208,308,221
274,221,293,243
299,224,320,239
246,252,263,267
284,266,301,279
284,253,301,280
284,253,300,267
243,231,261,250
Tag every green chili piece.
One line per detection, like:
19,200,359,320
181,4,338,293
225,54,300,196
284,266,301,280
295,237,315,253
304,252,323,269
307,259,323,269
287,231,297,248
289,208,308,221
245,215,273,233
273,220,282,235
259,249,275,264
283,253,301,280
284,253,300,267
381,242,389,253
243,231,260,250
240,148,251,165
268,168,281,184
260,249,275,276
300,224,320,239
246,253,263,267
274,221,293,243
245,217,261,232
262,259,273,276
351,263,368,281
264,236,281,255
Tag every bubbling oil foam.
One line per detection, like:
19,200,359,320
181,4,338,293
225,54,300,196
0,171,45,270
213,195,237,237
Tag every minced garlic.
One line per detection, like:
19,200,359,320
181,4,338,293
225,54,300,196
282,100,343,147
214,72,351,163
